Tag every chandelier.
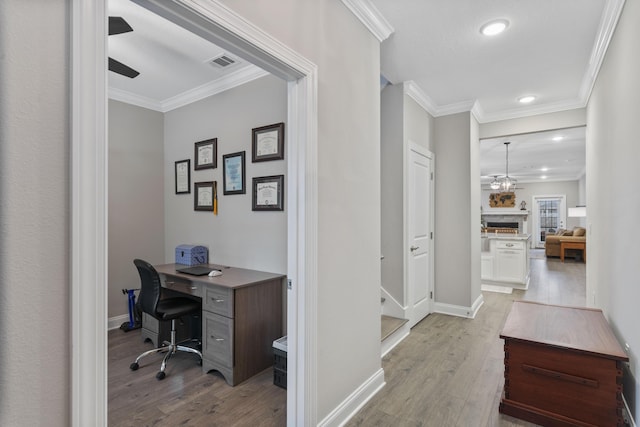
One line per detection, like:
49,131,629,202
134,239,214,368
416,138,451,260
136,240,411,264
490,142,517,191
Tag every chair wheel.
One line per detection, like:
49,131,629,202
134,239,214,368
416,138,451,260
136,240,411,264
156,371,166,380
129,362,139,371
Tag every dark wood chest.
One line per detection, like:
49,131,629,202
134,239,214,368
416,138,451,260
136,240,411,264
499,301,628,426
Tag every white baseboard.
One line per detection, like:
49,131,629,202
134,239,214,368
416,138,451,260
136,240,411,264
318,368,385,427
381,323,410,358
434,294,484,319
108,314,129,331
380,287,407,319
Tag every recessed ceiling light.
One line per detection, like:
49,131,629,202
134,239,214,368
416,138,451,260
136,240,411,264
541,175,548,179
552,136,563,141
518,95,536,104
540,167,549,172
480,19,509,36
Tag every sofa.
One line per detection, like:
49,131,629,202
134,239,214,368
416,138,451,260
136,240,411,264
545,227,586,258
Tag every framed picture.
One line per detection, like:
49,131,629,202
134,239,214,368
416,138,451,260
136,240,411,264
252,175,284,211
252,122,284,162
175,159,190,194
194,181,216,211
194,138,217,170
223,151,246,195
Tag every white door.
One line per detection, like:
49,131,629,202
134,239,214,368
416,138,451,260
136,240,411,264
533,195,567,248
407,143,434,328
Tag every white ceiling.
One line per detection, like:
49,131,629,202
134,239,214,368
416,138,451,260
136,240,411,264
108,0,267,112
108,0,611,183
480,127,586,186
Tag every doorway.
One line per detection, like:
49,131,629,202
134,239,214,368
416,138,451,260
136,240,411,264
72,0,318,425
533,195,566,248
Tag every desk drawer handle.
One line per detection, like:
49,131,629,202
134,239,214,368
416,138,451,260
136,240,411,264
506,243,514,247
211,298,225,303
190,286,197,290
210,335,225,342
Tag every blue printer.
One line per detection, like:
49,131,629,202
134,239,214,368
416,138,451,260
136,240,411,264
175,244,208,266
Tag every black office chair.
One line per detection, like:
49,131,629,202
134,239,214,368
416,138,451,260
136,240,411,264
129,259,202,380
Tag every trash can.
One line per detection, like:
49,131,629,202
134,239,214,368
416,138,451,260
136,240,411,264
273,336,287,389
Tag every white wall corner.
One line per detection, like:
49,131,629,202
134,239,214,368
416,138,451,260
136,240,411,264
403,81,438,116
434,294,484,319
578,0,627,104
470,99,485,123
317,368,385,427
341,0,394,42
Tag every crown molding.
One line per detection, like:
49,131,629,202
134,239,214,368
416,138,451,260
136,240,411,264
403,81,437,116
108,64,269,112
161,64,268,111
341,0,394,42
108,87,164,111
578,0,626,104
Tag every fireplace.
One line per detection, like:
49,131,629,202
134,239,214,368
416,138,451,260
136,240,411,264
487,222,519,229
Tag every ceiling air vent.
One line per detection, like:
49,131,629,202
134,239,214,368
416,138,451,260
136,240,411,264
209,55,236,68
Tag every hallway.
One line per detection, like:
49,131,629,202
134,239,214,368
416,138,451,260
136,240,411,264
347,252,586,426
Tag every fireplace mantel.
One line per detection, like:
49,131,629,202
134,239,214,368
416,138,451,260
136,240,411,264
482,210,529,216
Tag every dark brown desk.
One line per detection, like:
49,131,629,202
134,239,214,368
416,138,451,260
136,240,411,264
500,301,628,426
146,263,285,386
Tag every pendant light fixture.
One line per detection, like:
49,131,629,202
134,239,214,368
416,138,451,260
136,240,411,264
490,175,500,190
496,142,517,191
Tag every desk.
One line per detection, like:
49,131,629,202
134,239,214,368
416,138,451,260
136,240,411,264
560,240,586,263
500,301,628,426
146,263,285,386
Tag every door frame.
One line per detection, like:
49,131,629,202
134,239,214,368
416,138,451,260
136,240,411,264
532,194,567,248
71,1,319,425
404,141,435,326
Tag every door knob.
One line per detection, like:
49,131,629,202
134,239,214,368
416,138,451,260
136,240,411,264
410,245,419,252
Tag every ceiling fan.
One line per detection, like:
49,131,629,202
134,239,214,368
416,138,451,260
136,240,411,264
109,16,140,79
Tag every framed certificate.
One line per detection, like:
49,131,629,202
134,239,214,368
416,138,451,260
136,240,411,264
252,175,284,211
174,159,190,194
194,181,215,211
252,122,284,162
223,151,246,195
194,138,217,170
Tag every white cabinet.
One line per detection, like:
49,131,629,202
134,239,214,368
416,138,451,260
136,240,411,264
482,237,530,289
481,255,493,280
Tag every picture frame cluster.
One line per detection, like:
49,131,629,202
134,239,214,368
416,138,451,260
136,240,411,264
174,122,285,212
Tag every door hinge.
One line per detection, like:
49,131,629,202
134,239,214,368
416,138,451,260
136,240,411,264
430,172,434,180
430,291,433,299
430,231,433,239
287,279,292,290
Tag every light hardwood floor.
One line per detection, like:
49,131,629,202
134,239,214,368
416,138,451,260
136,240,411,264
108,250,584,426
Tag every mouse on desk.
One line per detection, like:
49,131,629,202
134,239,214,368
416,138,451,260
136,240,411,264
208,269,222,277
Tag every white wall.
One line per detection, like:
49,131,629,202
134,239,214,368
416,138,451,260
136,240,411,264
0,1,70,425
217,0,382,420
108,100,165,318
479,108,587,139
381,84,404,302
163,75,287,274
434,112,480,310
587,0,640,418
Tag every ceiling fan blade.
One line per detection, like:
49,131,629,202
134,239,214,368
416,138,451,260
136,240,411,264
109,57,140,79
109,16,133,36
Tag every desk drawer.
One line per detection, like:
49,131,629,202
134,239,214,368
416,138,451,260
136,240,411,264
163,277,201,297
203,311,233,368
203,285,233,317
496,240,524,250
